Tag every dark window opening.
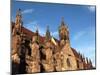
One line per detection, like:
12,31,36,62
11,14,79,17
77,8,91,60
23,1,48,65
67,58,71,67
77,60,79,68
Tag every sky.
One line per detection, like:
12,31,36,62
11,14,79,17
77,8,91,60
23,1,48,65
11,1,96,67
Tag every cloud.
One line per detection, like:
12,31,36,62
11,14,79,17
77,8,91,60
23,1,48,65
24,21,38,31
22,9,34,14
73,26,95,41
73,31,86,40
24,19,59,38
51,31,59,38
24,21,46,36
25,21,37,26
39,29,45,36
72,26,96,67
87,6,95,12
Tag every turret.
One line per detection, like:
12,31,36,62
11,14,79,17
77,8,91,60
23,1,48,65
12,8,23,35
45,25,51,42
86,57,89,64
59,17,69,41
89,59,93,68
35,26,39,43
15,8,22,24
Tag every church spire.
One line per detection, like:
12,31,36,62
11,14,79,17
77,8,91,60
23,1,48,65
82,54,85,62
89,59,92,65
86,57,89,64
59,17,69,41
61,17,65,26
15,8,22,25
12,8,22,35
36,25,39,36
16,8,21,16
45,25,51,41
89,59,93,68
35,25,39,43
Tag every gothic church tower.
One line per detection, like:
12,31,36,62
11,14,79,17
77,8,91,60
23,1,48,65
58,17,77,70
12,9,23,36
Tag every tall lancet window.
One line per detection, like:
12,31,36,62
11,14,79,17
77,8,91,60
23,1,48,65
67,58,71,67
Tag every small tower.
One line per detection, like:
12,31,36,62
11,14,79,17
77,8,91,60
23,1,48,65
57,17,78,71
15,8,22,24
82,56,89,69
31,25,39,44
12,8,23,35
86,57,89,64
45,25,51,42
59,17,69,41
82,55,85,62
89,59,92,65
35,25,39,43
80,54,83,61
89,59,93,68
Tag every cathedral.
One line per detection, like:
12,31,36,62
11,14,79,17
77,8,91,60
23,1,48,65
11,9,93,74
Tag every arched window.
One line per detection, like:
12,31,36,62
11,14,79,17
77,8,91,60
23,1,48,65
67,58,71,67
77,60,79,68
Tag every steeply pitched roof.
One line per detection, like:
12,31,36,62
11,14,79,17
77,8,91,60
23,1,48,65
71,48,79,57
